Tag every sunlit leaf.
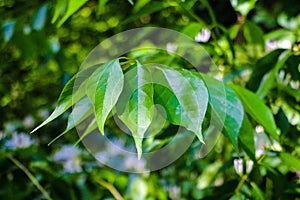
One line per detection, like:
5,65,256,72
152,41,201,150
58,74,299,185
86,59,124,134
129,177,148,199
152,67,208,143
201,74,243,151
132,0,151,12
239,115,256,160
181,22,204,38
280,152,300,171
52,0,66,23
243,20,265,47
57,0,88,27
127,0,134,5
122,1,176,24
229,84,279,141
231,0,257,16
31,66,97,133
222,87,244,151
256,51,291,99
75,118,97,145
48,96,93,145
247,49,285,91
251,182,265,200
153,85,182,125
117,62,154,158
97,0,108,15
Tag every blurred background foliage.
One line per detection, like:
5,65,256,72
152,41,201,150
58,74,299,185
0,0,299,199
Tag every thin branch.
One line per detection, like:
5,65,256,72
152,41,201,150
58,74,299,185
95,178,124,200
6,153,52,200
234,174,248,194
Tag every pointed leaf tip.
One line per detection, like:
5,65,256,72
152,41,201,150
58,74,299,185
196,130,205,144
117,62,153,158
89,59,124,138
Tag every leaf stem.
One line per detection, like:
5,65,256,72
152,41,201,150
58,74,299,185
6,153,52,200
234,174,248,194
95,178,124,200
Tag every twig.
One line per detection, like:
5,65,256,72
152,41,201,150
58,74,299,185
95,178,124,200
234,174,248,194
6,153,52,200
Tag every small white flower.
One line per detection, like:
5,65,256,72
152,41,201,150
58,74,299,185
123,155,146,171
278,70,285,81
255,148,265,157
95,151,111,164
49,37,60,53
255,125,264,133
38,109,49,120
266,40,278,51
234,159,253,174
271,141,282,151
110,138,124,149
246,160,254,173
233,158,243,174
53,145,82,173
63,159,82,173
5,132,34,149
166,43,177,54
278,40,292,49
195,28,211,42
167,185,181,200
290,81,299,89
53,145,81,161
23,115,35,128
23,25,31,35
266,39,292,52
0,131,4,140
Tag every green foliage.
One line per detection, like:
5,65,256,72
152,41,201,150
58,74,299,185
117,62,153,158
229,84,279,141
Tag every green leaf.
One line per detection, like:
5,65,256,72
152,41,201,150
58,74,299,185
243,21,264,47
86,59,124,134
97,0,108,15
129,177,148,200
132,0,151,13
52,0,66,23
181,22,204,38
145,105,168,138
153,85,181,126
127,0,134,5
256,50,291,99
229,193,246,200
48,96,93,145
122,1,176,24
152,67,208,143
247,49,285,91
231,0,257,16
31,66,97,133
222,87,244,151
280,152,300,171
117,62,154,158
229,84,279,141
57,0,88,27
201,74,243,151
239,115,256,160
75,118,98,145
250,182,265,200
